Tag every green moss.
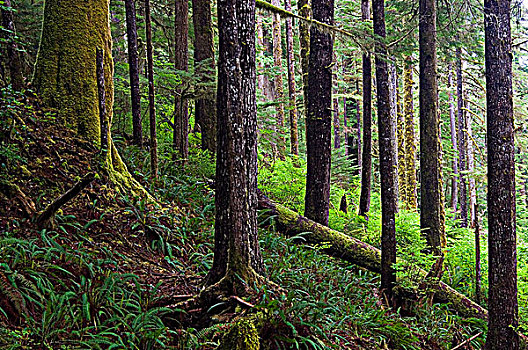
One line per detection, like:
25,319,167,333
218,318,260,350
33,0,114,145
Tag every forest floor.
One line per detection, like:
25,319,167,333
0,90,486,349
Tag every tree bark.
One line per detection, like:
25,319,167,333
145,0,158,180
207,0,264,287
284,0,299,155
397,63,406,206
124,0,143,147
419,0,445,255
174,0,189,163
192,0,217,154
466,98,476,227
1,0,24,91
485,0,518,346
33,0,114,143
403,58,417,210
298,0,311,117
304,0,334,226
358,0,372,218
271,0,287,158
373,0,397,301
96,48,108,151
448,62,459,213
32,0,149,197
257,191,488,320
456,47,468,227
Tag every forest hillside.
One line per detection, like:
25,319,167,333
1,0,528,349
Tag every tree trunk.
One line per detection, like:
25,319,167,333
304,0,334,226
419,0,445,255
456,47,468,228
333,69,340,150
192,0,217,154
271,0,286,158
397,63,406,207
1,0,24,91
145,0,158,180
298,0,311,116
466,99,477,227
403,58,417,210
257,191,487,320
373,0,397,301
33,0,114,143
284,0,299,156
358,0,372,219
485,0,518,346
356,80,362,171
448,62,458,213
174,0,189,163
124,0,143,147
32,0,149,197
207,0,264,288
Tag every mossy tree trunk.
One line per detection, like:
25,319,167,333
124,0,143,147
447,62,459,213
174,0,189,163
284,0,299,156
456,47,468,228
397,63,406,207
485,0,518,346
192,0,217,155
403,58,417,210
373,0,397,302
33,0,149,197
304,0,334,226
358,0,372,219
33,0,114,143
206,0,264,290
419,0,445,255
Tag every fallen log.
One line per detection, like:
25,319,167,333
257,190,487,320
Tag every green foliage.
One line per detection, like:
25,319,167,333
0,218,173,349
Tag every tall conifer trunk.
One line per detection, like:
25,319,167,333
145,0,157,179
448,62,459,212
373,0,397,301
207,0,263,288
192,0,217,154
271,0,286,157
485,0,518,343
125,0,142,147
284,0,299,155
403,58,417,209
298,0,311,116
174,0,189,162
358,0,372,218
304,0,334,226
419,0,445,254
456,47,468,227
33,0,148,196
1,0,24,91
